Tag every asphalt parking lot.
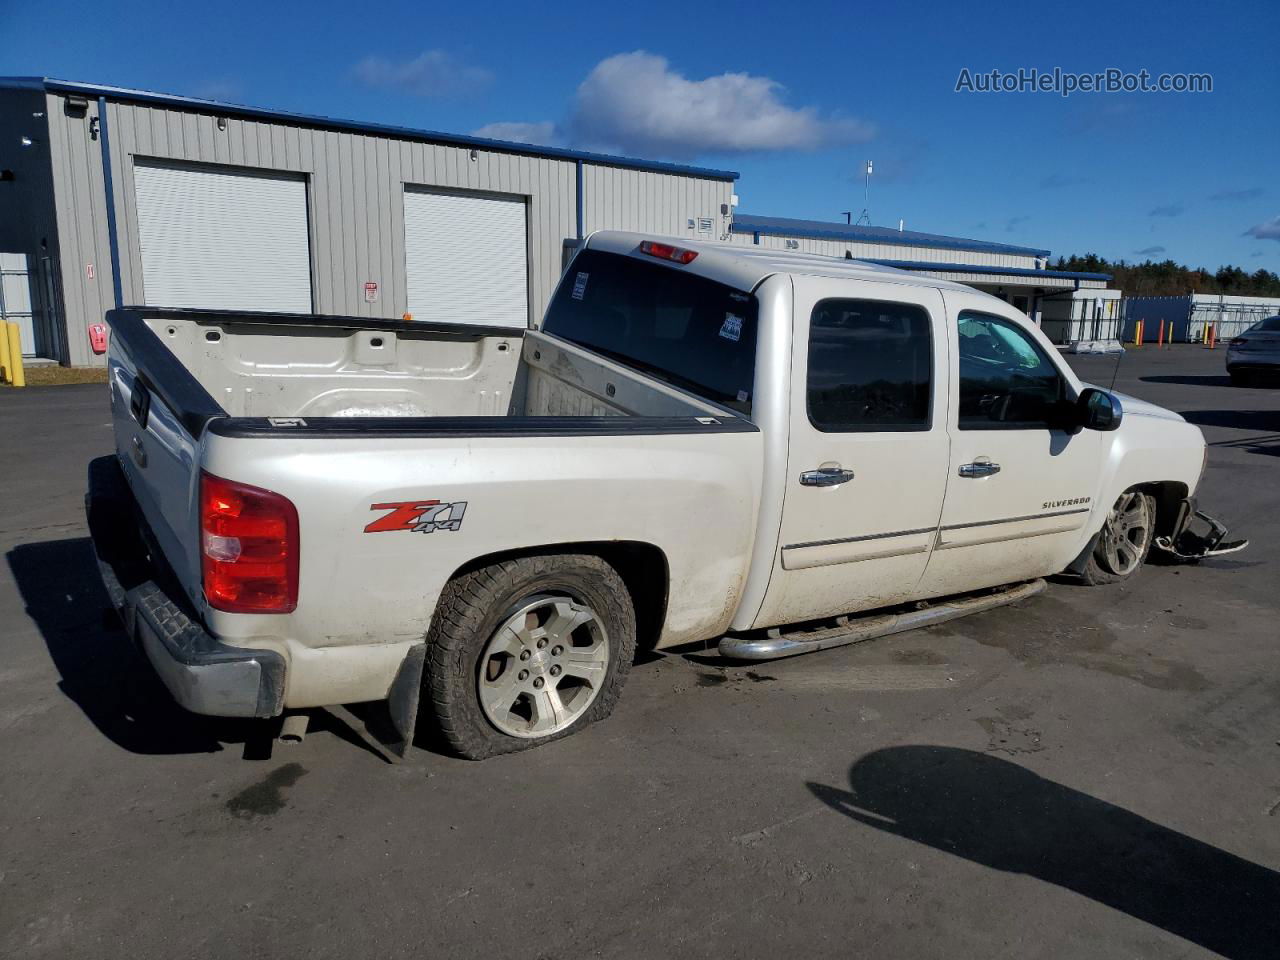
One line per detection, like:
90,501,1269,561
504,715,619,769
1,345,1277,960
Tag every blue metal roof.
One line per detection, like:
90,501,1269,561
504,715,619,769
731,213,1051,258
0,77,740,182
865,258,1110,283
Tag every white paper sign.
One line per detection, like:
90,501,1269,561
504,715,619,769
719,313,743,342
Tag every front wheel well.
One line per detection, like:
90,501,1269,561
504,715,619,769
1127,481,1190,539
446,541,670,651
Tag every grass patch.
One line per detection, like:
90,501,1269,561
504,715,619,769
3,366,108,387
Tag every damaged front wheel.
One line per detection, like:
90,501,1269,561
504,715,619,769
1079,491,1156,585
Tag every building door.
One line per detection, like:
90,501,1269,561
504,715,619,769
752,279,951,629
0,253,37,357
403,189,529,327
133,162,312,312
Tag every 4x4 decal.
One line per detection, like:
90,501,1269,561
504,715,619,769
365,500,468,534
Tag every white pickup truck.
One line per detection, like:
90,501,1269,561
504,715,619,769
87,232,1243,758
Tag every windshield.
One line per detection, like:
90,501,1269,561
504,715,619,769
542,249,758,415
1248,316,1280,333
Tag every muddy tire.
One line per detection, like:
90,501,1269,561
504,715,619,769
1079,491,1157,586
422,554,635,760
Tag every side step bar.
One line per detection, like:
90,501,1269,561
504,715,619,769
718,579,1047,662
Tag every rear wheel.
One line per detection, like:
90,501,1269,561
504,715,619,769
1080,491,1156,585
422,554,635,759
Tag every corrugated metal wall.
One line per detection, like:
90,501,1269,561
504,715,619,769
582,165,732,239
45,95,118,366
102,100,578,324
725,231,1039,270
39,91,733,365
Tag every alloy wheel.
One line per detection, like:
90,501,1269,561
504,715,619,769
477,594,610,738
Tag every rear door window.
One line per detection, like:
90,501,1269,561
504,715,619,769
806,299,933,431
542,250,758,414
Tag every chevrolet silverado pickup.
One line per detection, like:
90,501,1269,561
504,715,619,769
87,231,1244,759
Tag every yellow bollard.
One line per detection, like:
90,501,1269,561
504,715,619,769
0,315,10,383
5,322,24,387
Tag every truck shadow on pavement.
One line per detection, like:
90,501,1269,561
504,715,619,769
1181,409,1280,432
1180,410,1280,457
808,746,1280,960
6,537,384,760
1140,374,1236,388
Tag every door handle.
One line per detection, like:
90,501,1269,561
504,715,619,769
130,434,147,468
958,459,1001,479
129,379,151,429
800,465,855,487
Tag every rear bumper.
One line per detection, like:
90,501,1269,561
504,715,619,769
85,456,285,718
1225,356,1280,371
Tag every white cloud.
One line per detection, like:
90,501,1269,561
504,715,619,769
353,50,492,98
569,51,873,158
1244,216,1280,242
470,121,560,147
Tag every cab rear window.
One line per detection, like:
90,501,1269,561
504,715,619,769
542,250,758,414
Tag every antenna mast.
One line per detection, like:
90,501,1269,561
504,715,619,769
855,160,873,226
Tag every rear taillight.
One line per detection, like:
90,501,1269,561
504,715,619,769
639,240,698,264
1229,337,1248,346
200,471,299,614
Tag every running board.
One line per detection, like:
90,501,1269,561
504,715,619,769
717,579,1047,662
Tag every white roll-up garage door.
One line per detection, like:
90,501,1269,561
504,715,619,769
133,163,312,312
403,189,528,327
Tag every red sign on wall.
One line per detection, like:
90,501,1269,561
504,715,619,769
364,281,379,303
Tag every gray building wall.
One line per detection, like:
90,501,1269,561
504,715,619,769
581,165,733,239
32,88,734,366
45,94,116,365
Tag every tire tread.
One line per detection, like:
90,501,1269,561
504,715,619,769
421,554,636,759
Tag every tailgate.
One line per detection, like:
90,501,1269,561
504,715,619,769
106,311,225,610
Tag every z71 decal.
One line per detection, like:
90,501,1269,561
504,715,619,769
365,500,468,534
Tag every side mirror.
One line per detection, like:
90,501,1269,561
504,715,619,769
1078,387,1123,432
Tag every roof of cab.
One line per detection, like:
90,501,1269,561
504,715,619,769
584,231,987,297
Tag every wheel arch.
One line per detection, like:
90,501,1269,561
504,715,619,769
1067,479,1189,576
1131,479,1191,539
445,540,671,652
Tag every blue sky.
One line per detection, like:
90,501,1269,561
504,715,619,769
4,0,1277,270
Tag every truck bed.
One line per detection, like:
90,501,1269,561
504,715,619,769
133,310,726,422
102,305,762,711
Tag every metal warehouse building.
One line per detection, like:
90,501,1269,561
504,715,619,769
0,78,738,366
729,214,1119,345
